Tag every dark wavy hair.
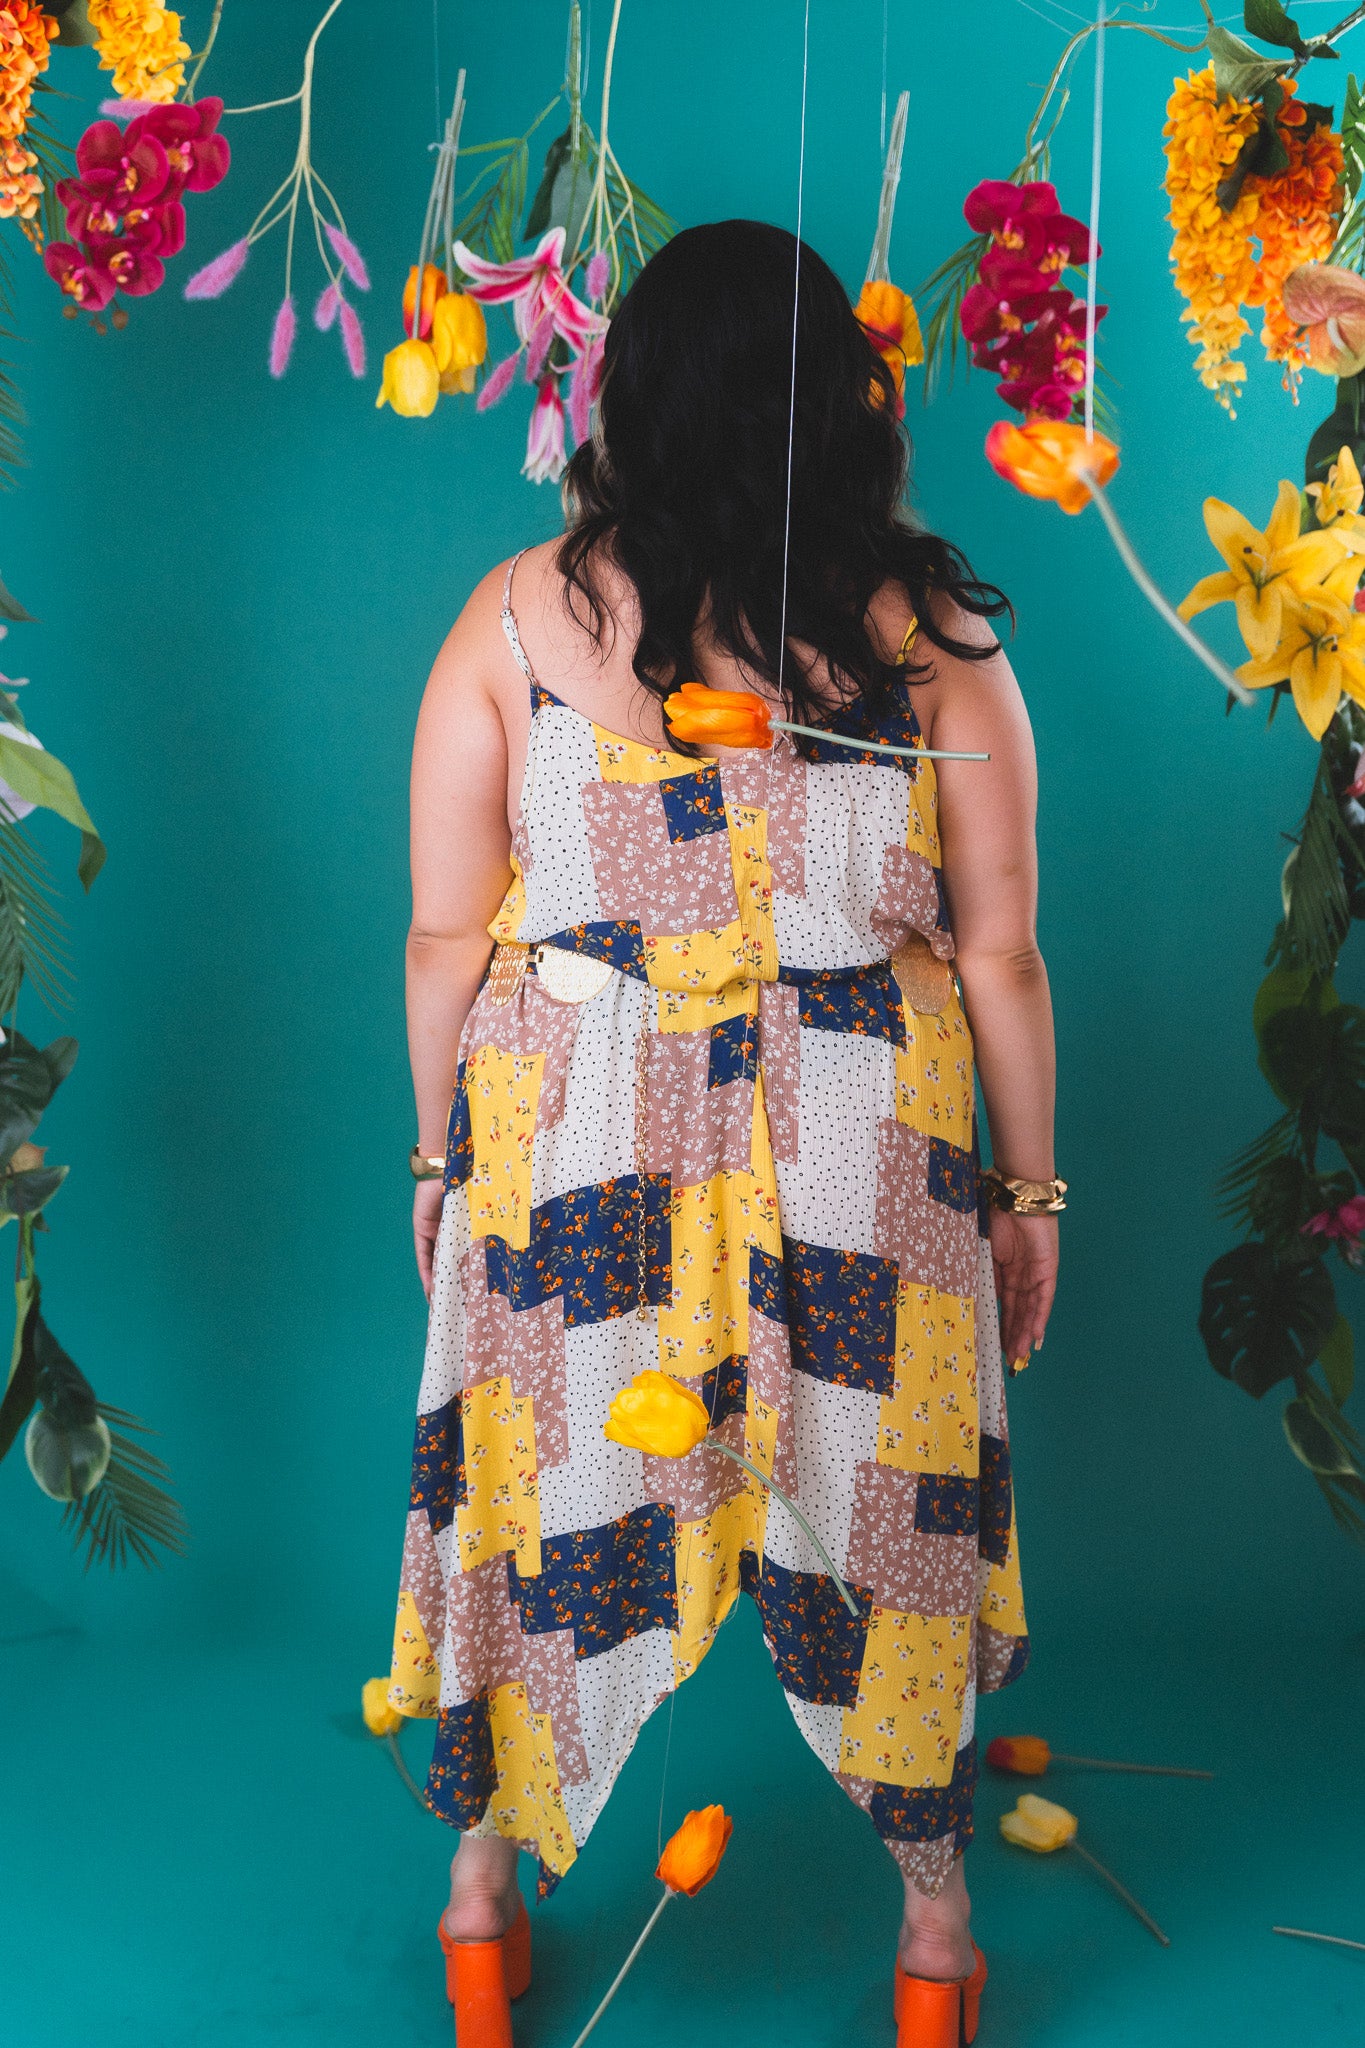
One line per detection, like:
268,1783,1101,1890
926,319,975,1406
557,218,1009,749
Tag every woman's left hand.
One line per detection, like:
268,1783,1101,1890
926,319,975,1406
988,1208,1058,1369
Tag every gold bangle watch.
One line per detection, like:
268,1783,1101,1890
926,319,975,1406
981,1167,1067,1216
409,1145,445,1182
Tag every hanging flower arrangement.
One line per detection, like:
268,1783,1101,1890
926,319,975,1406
85,0,187,104
0,3,56,224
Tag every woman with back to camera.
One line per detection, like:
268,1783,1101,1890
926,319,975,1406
391,218,1059,2048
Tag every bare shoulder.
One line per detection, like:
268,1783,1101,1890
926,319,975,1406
912,590,1030,753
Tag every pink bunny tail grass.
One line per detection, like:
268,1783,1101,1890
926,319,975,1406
99,97,158,120
477,351,522,412
339,299,366,378
524,309,555,383
569,353,593,446
184,237,250,301
323,222,370,293
269,295,297,378
585,249,609,302
314,280,340,331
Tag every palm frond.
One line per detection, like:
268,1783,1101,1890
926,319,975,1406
63,1405,186,1570
1280,763,1351,978
26,94,71,251
0,818,68,1015
1215,1109,1299,1225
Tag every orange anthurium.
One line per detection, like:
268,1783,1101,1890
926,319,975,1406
664,681,774,750
403,261,447,340
657,1805,734,1896
604,1370,710,1457
984,416,1120,514
855,278,925,395
987,1735,1051,1776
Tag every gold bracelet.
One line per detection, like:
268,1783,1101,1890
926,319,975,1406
982,1166,1067,1216
410,1144,446,1182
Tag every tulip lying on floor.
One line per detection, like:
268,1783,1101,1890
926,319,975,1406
605,1370,861,1615
1000,1794,1170,1946
568,1807,734,2048
987,1734,1213,1780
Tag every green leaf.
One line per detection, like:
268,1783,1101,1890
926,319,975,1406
0,1163,67,1216
1279,762,1351,978
1200,1241,1338,1397
1254,969,1339,1100
0,819,70,1016
0,732,104,889
1216,1110,1298,1228
63,1405,186,1570
1207,24,1293,102
1244,0,1311,56
525,127,572,241
1284,1394,1357,1473
1256,1002,1365,1147
31,1311,98,1430
0,1278,37,1464
0,573,32,624
0,1031,58,1169
1319,1312,1355,1403
1245,1153,1314,1245
48,0,97,45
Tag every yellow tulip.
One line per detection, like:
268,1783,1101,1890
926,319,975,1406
999,1792,1079,1853
375,338,440,418
432,290,488,395
362,1676,403,1737
656,1804,733,1895
604,1370,710,1458
1178,480,1351,660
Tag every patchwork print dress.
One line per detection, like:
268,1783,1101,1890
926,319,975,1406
388,557,1028,1900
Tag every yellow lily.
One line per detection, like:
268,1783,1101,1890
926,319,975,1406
375,338,440,418
1309,444,1365,525
1237,578,1365,740
1179,480,1349,660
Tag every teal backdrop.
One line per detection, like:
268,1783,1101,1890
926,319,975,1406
3,4,1364,2044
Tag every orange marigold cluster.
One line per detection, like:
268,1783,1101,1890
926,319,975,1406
1250,89,1344,382
1165,67,1345,410
1164,66,1262,409
86,0,188,104
0,3,56,222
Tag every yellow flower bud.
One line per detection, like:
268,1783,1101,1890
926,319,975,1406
431,291,488,379
604,1369,710,1458
362,1676,403,1737
375,338,440,418
999,1792,1079,1853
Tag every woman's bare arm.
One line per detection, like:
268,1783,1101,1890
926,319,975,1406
919,612,1058,1364
407,576,518,1293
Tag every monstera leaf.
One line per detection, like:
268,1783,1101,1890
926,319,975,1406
1199,1242,1337,1397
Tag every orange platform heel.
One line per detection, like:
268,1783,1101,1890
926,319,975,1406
438,1899,532,2047
893,1944,987,2048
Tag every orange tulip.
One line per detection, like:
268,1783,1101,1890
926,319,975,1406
664,681,774,750
403,262,447,340
987,1734,1051,1776
855,278,924,394
984,416,1120,515
656,1804,733,1896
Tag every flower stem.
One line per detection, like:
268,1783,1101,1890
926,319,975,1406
865,89,909,285
1083,477,1255,706
568,1887,672,2048
771,719,988,762
1051,1753,1213,1779
184,0,225,98
1273,1925,1365,1953
1069,1839,1170,1946
384,1730,428,1811
709,1442,860,1616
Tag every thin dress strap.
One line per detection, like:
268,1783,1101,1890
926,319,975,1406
500,548,540,693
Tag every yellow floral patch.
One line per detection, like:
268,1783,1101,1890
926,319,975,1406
484,1681,577,1881
894,996,974,1151
979,1510,1027,1637
643,923,750,994
487,853,528,943
654,982,752,1034
672,1489,763,1683
724,803,779,981
877,1284,978,1477
840,1609,972,1787
455,1376,542,1578
594,730,690,782
464,1044,543,1249
905,765,941,865
388,1587,439,1717
657,1168,781,1373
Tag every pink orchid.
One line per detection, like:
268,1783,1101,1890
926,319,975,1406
1303,1194,1365,1248
129,97,230,197
454,227,605,353
964,178,1063,235
82,232,164,298
42,241,116,312
523,375,567,485
75,121,170,210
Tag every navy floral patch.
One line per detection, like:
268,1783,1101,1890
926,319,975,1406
741,1549,872,1704
409,1397,464,1531
445,1062,472,1191
508,1504,678,1657
707,1009,759,1088
538,919,648,979
779,961,907,1046
484,1175,673,1325
868,1738,978,1845
913,1473,979,1538
660,765,728,842
978,1434,1013,1567
783,1236,897,1396
701,1352,748,1426
927,1136,976,1214
749,1245,789,1323
425,1697,495,1828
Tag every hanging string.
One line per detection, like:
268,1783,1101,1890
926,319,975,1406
777,0,813,703
1083,0,1106,440
879,0,888,151
432,0,442,141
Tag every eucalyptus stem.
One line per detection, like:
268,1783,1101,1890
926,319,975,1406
1083,477,1255,706
184,0,225,98
708,1441,860,1616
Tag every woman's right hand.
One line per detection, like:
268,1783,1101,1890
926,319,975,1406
414,1180,446,1299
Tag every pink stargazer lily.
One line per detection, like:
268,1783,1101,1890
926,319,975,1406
454,227,604,353
523,375,568,485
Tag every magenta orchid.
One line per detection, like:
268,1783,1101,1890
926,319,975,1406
960,176,1103,420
